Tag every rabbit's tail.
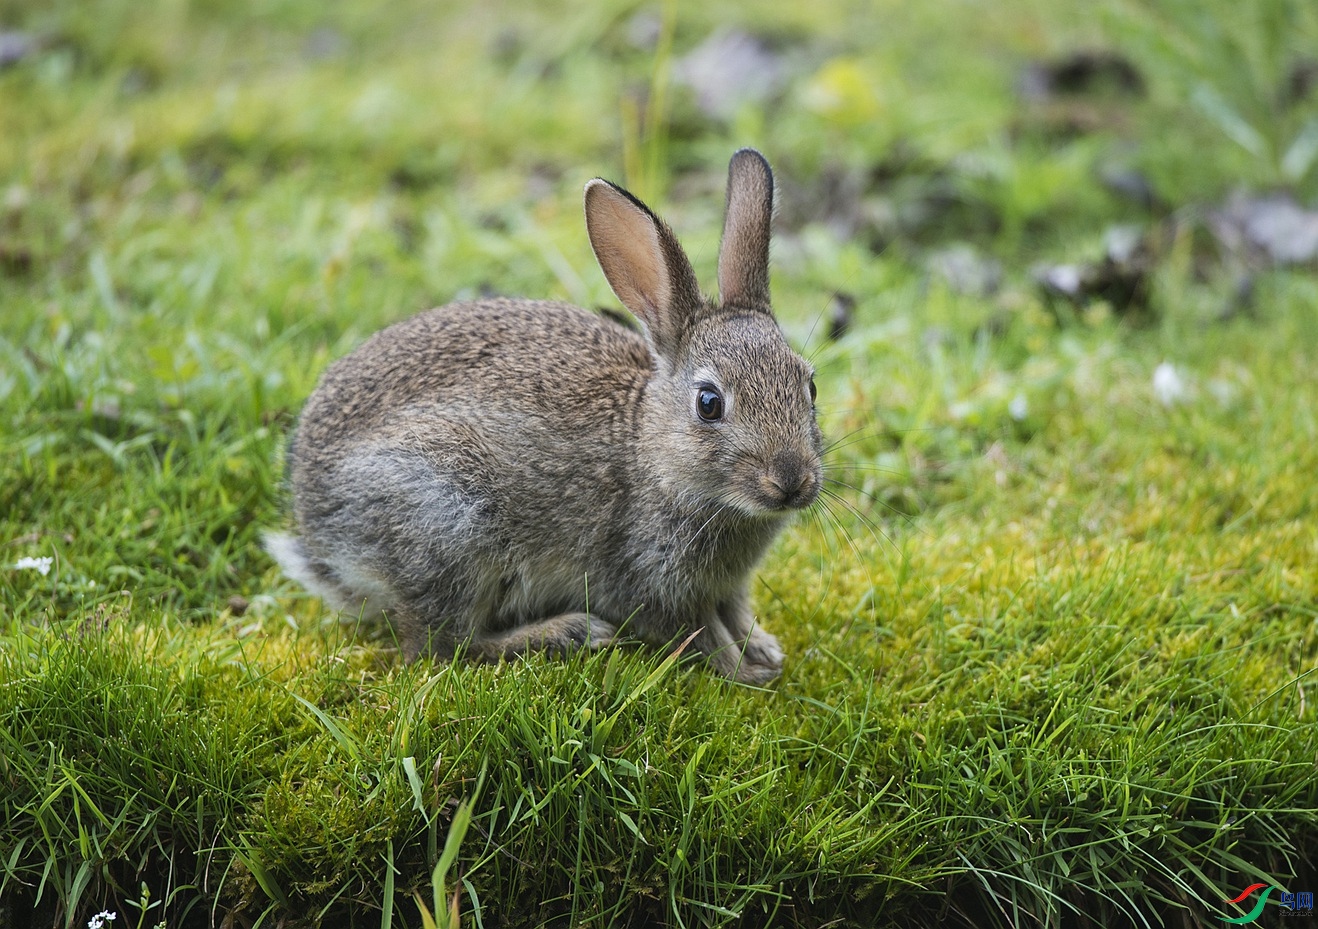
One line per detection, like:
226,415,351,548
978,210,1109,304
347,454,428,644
264,531,389,618
265,531,333,599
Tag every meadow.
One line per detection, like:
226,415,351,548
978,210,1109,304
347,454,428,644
2,0,1317,926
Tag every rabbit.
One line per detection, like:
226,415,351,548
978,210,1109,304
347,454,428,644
265,148,822,684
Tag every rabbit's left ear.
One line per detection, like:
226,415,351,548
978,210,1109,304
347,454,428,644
718,148,774,313
585,178,702,358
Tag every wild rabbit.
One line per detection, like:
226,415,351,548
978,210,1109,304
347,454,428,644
267,149,821,684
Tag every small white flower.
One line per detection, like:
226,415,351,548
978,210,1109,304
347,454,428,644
14,556,53,576
1152,362,1188,407
87,913,117,929
1008,393,1028,421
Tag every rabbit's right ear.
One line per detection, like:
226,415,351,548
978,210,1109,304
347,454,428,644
585,179,701,358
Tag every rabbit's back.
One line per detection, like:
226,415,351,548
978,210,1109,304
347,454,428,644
294,298,652,455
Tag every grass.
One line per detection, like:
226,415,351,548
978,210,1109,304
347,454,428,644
2,0,1317,926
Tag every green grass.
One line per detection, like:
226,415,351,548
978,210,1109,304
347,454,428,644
3,0,1317,926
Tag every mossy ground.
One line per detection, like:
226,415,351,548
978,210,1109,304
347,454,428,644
2,0,1316,926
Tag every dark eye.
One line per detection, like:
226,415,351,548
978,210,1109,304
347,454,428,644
808,378,817,403
697,387,724,422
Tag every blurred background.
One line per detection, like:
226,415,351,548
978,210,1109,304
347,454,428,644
4,0,1316,322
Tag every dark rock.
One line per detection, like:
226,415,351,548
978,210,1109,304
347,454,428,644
1209,193,1318,266
1033,224,1157,317
827,292,855,341
1284,58,1318,107
672,28,789,120
0,30,37,68
780,153,1002,248
1099,165,1160,211
304,26,346,61
1219,273,1256,321
1017,50,1145,102
925,243,1002,297
775,163,868,237
625,10,664,52
0,242,34,276
490,27,522,64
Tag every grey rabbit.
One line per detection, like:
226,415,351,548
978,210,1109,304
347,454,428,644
266,149,822,684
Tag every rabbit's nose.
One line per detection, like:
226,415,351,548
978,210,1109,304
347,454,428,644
763,454,819,509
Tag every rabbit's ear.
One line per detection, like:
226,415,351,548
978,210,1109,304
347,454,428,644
717,149,774,313
585,179,701,357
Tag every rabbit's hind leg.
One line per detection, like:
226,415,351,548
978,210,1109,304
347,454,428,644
466,613,618,662
304,439,497,660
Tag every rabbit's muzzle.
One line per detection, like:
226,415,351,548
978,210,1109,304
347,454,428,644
757,450,821,511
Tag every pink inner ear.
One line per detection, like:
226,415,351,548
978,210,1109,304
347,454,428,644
585,182,671,330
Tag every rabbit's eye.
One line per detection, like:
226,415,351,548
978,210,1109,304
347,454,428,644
808,378,817,403
697,387,724,422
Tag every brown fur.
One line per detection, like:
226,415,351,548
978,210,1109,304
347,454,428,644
267,149,821,683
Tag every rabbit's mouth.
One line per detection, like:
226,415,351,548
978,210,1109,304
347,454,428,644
752,467,820,513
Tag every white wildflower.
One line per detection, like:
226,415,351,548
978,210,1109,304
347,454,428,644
14,556,53,576
87,912,117,929
1152,362,1188,407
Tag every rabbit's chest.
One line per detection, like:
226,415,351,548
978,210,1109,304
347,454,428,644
627,509,784,594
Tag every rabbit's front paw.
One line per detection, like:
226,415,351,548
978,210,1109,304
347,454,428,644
734,626,783,684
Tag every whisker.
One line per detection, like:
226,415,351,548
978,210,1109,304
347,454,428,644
822,428,880,457
824,479,919,528
818,486,897,553
821,460,907,476
694,501,730,542
813,497,879,614
800,291,837,350
807,505,856,626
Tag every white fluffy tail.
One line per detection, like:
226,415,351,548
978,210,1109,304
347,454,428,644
264,530,390,619
264,531,318,589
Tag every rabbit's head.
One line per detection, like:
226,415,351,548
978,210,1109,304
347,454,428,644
585,149,822,518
